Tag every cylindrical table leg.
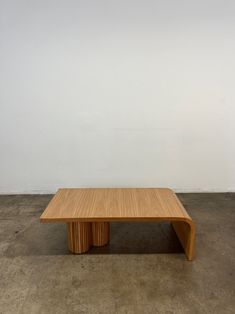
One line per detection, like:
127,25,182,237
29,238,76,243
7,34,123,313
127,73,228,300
67,222,92,254
92,222,110,246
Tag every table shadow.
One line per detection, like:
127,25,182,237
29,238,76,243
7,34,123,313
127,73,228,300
4,221,183,257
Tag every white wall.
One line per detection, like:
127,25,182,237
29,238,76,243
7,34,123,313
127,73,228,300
0,0,235,193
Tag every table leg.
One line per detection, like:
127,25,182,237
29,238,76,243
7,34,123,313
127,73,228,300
92,222,110,246
67,222,92,253
171,220,196,261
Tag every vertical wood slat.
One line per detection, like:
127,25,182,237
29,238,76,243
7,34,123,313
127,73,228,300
92,222,110,246
67,222,92,253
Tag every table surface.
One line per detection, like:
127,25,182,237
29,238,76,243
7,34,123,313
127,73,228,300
40,188,191,222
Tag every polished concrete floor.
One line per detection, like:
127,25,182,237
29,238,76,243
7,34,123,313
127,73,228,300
0,193,234,314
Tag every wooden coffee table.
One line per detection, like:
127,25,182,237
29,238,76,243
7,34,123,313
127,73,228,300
40,188,196,260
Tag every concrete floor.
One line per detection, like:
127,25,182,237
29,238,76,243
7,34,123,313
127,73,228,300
0,193,234,314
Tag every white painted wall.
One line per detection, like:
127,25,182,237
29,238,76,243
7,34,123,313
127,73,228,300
0,0,235,193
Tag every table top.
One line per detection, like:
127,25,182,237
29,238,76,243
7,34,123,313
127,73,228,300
40,188,191,222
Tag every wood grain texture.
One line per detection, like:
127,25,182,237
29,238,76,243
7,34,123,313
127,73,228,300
40,188,191,222
92,222,110,246
171,221,196,261
67,222,92,254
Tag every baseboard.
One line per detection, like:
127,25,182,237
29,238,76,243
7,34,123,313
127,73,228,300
0,187,234,195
